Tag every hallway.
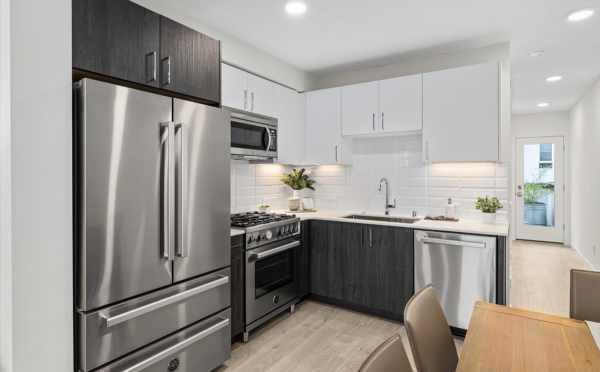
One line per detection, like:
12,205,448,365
510,239,592,317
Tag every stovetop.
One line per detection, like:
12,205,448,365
231,212,297,228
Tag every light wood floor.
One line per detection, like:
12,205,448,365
220,239,590,372
510,240,591,317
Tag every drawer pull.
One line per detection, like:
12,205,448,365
101,276,229,328
122,318,230,372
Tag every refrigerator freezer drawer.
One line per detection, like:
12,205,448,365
96,309,231,372
414,230,496,330
78,268,230,372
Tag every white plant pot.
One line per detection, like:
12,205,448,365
288,190,301,211
481,212,497,224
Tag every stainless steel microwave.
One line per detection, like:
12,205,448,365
229,108,278,161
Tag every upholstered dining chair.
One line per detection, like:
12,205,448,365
570,269,600,322
358,334,413,372
404,286,458,372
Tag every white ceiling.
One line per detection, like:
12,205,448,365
162,0,600,114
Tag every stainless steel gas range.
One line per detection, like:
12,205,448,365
231,212,301,342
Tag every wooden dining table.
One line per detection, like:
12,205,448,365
457,302,600,372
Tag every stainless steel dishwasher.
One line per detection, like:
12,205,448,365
414,230,496,330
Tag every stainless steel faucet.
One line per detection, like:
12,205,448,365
378,177,396,215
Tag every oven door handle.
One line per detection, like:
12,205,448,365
251,241,300,260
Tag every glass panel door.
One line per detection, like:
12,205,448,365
516,137,564,242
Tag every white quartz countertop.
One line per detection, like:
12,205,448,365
276,210,510,237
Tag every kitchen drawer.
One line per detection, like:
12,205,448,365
78,268,230,371
97,309,231,372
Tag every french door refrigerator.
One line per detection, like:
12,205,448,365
74,78,231,372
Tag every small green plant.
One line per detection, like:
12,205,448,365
281,168,316,191
475,196,503,213
523,183,552,204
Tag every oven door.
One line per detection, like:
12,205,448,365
245,238,299,325
230,116,276,158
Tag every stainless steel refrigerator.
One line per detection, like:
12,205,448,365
74,78,231,372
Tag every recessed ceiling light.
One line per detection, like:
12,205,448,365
285,1,307,16
537,102,550,108
529,50,544,57
545,75,563,83
567,9,595,22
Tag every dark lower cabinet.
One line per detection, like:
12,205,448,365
309,220,414,321
230,234,244,340
73,0,221,105
159,17,221,103
73,0,160,87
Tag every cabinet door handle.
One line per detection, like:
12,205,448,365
334,145,338,162
251,92,255,111
424,140,430,162
369,228,373,248
146,51,157,83
381,112,385,130
244,90,248,110
161,56,171,86
372,113,375,131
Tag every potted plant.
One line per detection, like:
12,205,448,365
281,168,316,211
475,196,503,224
523,182,551,226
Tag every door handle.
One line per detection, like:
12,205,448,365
146,51,157,83
174,123,186,258
161,56,171,86
516,191,523,197
121,317,230,372
100,276,230,328
421,237,486,249
372,113,375,131
250,241,300,260
160,122,174,260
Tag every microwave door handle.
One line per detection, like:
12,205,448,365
266,128,273,152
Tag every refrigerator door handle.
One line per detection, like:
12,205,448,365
121,317,230,372
159,122,174,260
174,122,187,258
100,275,230,328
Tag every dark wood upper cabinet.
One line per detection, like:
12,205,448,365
73,0,221,104
159,17,221,103
73,0,160,87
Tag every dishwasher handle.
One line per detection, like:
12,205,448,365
420,236,486,249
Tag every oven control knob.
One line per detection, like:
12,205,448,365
265,230,273,240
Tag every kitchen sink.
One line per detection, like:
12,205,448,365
342,214,421,224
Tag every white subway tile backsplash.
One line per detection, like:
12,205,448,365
231,136,510,223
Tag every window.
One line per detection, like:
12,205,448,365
539,143,553,169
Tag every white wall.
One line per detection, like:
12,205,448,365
0,0,13,369
7,0,74,371
312,42,510,89
512,111,571,244
570,78,600,269
133,0,314,91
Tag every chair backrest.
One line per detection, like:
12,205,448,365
570,269,600,322
358,334,413,372
404,286,458,372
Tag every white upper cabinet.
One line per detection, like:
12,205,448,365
221,63,248,111
341,81,379,135
379,75,422,132
305,88,350,165
341,76,422,136
246,73,279,118
221,63,279,117
422,62,499,162
276,85,305,165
